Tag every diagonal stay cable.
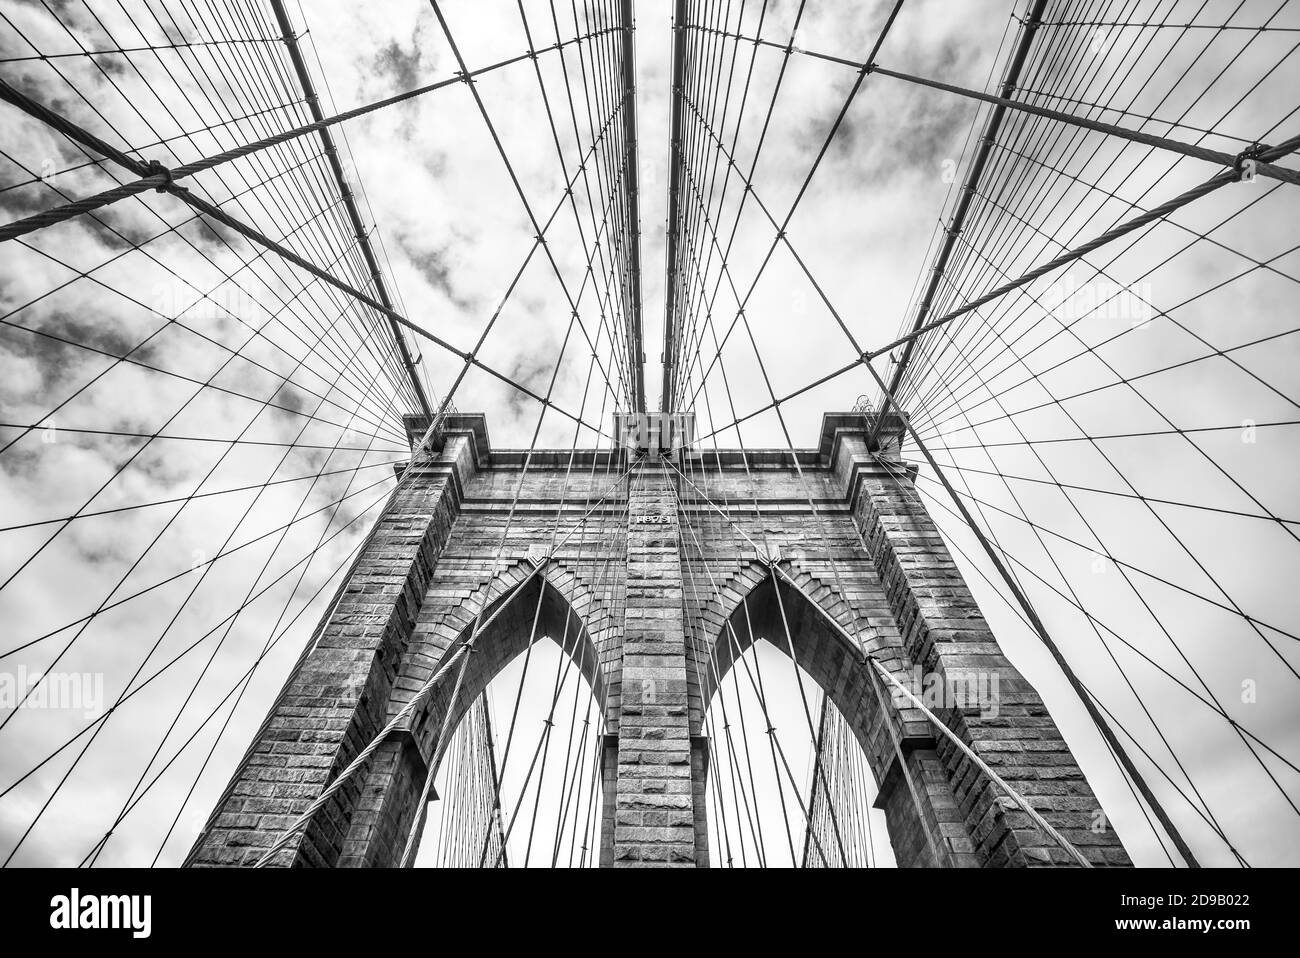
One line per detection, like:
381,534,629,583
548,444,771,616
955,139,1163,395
0,70,612,437
693,132,1300,444
0,25,620,237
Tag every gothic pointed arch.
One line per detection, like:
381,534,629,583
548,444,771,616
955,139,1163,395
690,558,965,866
337,559,610,867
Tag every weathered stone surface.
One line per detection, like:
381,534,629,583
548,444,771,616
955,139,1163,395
187,412,1130,868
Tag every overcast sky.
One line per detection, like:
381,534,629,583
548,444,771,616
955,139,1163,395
1,0,1297,867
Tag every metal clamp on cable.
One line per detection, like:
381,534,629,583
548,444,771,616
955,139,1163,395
143,159,173,192
1234,143,1268,183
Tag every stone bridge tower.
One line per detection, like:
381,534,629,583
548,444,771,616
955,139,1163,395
185,410,1131,868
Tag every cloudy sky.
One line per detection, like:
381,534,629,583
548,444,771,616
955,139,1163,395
0,0,1297,867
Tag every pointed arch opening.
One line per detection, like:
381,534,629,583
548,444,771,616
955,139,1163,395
694,563,936,868
346,565,611,867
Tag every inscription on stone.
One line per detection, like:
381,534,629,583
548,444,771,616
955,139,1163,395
632,513,671,525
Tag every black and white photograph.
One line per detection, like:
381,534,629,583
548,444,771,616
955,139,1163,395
0,0,1295,942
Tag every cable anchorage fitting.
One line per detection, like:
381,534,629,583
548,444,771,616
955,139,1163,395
1234,142,1268,183
143,159,173,192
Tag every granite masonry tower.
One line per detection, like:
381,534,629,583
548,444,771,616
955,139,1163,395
186,409,1131,868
